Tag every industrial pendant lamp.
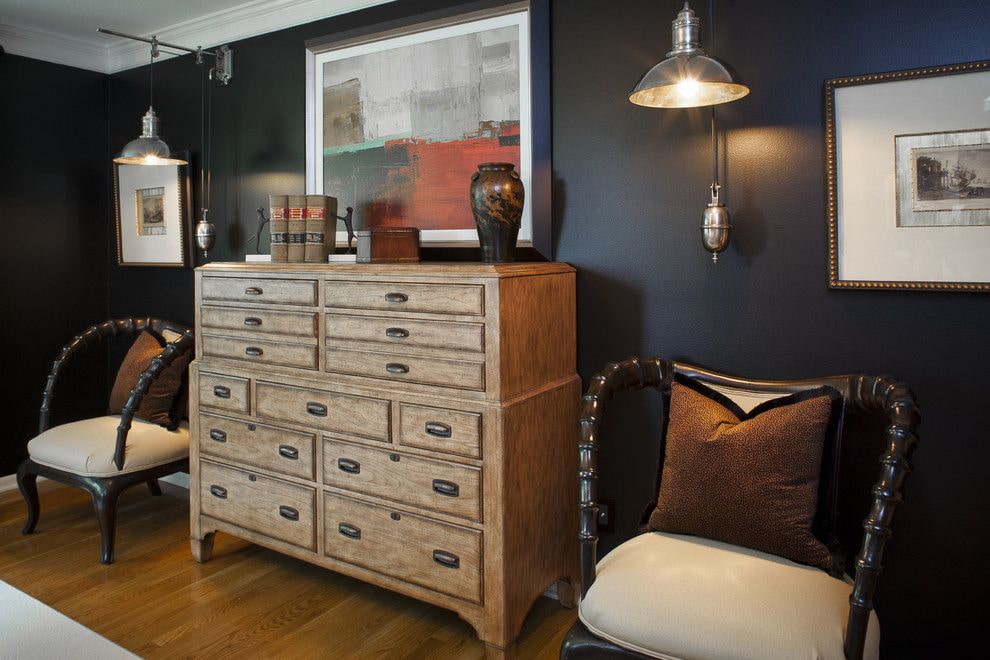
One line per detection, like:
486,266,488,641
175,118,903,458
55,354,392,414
113,37,187,166
630,2,748,262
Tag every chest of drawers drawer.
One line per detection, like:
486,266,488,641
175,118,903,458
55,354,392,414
324,493,482,603
202,276,318,306
326,281,484,316
398,403,482,459
202,305,318,338
198,372,250,414
202,335,319,370
200,460,316,550
326,314,485,353
198,413,316,480
326,348,485,391
255,381,390,442
323,439,481,522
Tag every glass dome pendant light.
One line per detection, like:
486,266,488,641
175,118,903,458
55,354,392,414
113,38,187,166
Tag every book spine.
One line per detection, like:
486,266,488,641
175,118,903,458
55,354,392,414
304,194,327,263
269,195,288,263
286,195,307,263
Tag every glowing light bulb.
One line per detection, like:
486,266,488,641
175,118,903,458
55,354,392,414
143,155,161,165
676,78,700,99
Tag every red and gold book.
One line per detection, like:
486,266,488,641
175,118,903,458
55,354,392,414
269,195,288,262
304,194,338,262
286,195,307,263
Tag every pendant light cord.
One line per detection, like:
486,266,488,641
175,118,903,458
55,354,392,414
149,38,155,109
200,65,206,216
206,68,213,212
709,0,719,190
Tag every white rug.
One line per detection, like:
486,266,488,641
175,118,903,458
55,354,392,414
0,580,137,659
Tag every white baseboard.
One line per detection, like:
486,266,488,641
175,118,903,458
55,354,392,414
0,473,188,493
160,473,190,490
0,474,47,493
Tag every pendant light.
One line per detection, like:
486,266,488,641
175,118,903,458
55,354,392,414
113,37,187,166
629,2,748,262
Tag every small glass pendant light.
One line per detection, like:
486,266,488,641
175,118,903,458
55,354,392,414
114,37,187,166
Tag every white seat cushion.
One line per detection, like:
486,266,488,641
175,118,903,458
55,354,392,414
28,416,189,477
579,532,879,660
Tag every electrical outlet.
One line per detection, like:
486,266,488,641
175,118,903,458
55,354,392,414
597,497,616,533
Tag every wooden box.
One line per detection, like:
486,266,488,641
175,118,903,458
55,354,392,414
355,227,420,263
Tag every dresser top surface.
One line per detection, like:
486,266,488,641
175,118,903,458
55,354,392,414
198,262,574,279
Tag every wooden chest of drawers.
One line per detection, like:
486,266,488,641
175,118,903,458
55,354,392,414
189,262,579,656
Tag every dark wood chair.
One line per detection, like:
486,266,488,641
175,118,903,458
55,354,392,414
17,317,195,564
560,357,919,660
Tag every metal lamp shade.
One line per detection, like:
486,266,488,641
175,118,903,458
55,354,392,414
113,108,187,166
629,54,749,108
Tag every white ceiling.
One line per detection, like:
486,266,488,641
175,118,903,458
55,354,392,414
0,0,395,73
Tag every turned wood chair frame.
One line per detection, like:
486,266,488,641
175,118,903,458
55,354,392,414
563,357,920,660
17,317,195,564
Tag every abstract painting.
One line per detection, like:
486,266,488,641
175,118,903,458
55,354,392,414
308,9,532,244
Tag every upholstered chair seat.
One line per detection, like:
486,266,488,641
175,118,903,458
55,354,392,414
579,532,880,660
28,416,189,478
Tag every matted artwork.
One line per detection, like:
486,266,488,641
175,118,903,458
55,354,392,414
114,155,191,267
306,3,541,248
825,60,990,291
137,186,167,235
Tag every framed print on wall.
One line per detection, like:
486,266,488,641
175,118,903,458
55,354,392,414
305,0,552,256
825,60,990,292
114,154,192,267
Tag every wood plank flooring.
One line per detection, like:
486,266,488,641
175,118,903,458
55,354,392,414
0,481,577,658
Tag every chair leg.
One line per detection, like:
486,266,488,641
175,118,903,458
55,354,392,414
16,462,40,535
147,479,163,496
90,485,122,565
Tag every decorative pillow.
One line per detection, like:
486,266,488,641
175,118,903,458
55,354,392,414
108,329,191,429
647,375,840,572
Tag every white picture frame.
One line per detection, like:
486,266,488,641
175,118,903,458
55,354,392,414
114,158,190,267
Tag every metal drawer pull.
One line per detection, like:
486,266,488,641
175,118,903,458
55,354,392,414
244,317,262,326
245,287,263,295
432,550,460,569
245,346,264,356
213,385,231,398
209,429,227,443
338,523,361,540
385,327,409,338
384,292,408,303
338,458,361,474
306,402,327,416
278,444,299,460
385,363,409,374
278,505,299,521
209,485,227,499
425,422,452,438
432,479,460,497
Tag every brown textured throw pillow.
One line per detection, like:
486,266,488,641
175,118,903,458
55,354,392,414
648,376,839,571
108,329,191,428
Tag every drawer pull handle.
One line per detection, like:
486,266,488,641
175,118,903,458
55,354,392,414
384,292,408,304
278,445,299,460
245,287,263,296
209,485,227,499
386,363,409,375
432,479,460,497
209,429,227,443
338,523,361,540
213,385,231,399
244,317,262,326
385,327,409,339
245,346,264,356
338,458,361,474
425,422,452,438
307,402,327,416
432,550,460,569
278,505,299,521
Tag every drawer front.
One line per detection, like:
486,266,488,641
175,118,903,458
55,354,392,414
326,348,485,391
323,440,481,522
255,381,390,442
398,404,482,459
324,493,482,603
198,413,316,480
202,334,318,370
201,306,318,338
199,460,316,550
198,372,249,414
325,281,484,316
202,276,317,306
326,314,484,353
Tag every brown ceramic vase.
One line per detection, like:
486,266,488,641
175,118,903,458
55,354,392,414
470,162,525,263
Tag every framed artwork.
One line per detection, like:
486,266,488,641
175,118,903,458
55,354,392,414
306,0,552,256
114,153,191,267
825,60,990,291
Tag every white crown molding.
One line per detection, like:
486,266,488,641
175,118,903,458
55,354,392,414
1,0,395,75
0,22,112,73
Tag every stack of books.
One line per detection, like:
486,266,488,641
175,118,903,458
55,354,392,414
269,194,337,263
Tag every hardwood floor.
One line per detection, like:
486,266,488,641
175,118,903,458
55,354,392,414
0,481,577,658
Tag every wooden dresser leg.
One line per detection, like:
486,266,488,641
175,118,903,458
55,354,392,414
556,577,578,609
191,532,215,563
484,641,516,660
